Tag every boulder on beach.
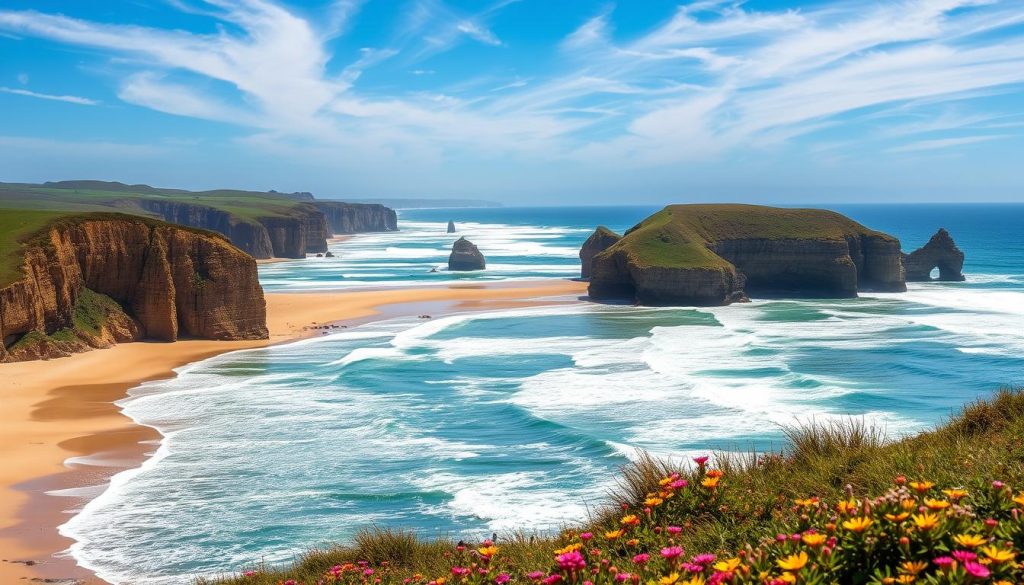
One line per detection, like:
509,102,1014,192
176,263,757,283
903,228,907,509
579,226,621,279
447,220,456,234
903,228,966,281
448,237,486,271
325,251,335,258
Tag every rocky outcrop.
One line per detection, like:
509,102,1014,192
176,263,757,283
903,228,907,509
903,228,966,281
580,226,621,279
448,237,486,271
447,220,456,234
588,205,906,306
0,214,268,362
315,202,398,234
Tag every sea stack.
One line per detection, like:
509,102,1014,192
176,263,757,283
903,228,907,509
587,204,906,306
447,220,456,234
579,226,621,279
448,237,485,271
904,228,966,281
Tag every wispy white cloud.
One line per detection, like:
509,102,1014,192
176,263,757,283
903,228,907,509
0,86,98,105
887,134,1008,152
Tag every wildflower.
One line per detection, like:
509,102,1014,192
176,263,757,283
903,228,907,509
495,574,511,585
626,538,639,547
681,563,703,573
801,533,827,547
992,480,1005,490
632,554,650,565
557,551,586,572
1013,492,1024,507
712,558,741,573
645,497,664,507
693,456,709,466
620,514,641,526
900,561,927,575
962,561,990,579
542,576,563,585
615,574,631,583
842,517,874,533
884,512,910,522
701,476,721,489
667,526,682,535
896,576,915,584
604,529,625,540
706,469,724,478
793,498,817,507
979,545,1016,564
478,546,499,559
670,480,689,489
900,499,917,511
691,554,716,566
932,556,954,568
776,551,808,572
661,547,684,560
911,512,939,531
952,550,978,562
579,532,593,541
943,488,968,500
527,571,545,581
659,573,680,585
451,567,470,577
681,577,705,585
924,498,950,510
909,481,934,494
952,534,987,548
554,544,582,555
837,500,859,514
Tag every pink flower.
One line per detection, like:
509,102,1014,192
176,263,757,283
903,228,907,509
693,456,709,466
667,526,682,535
691,554,716,565
451,567,470,577
557,551,586,572
661,546,684,560
580,532,593,541
363,569,375,577
615,573,632,582
527,571,546,581
953,550,978,562
632,554,650,564
243,571,257,577
775,533,787,542
933,556,954,568
992,480,1005,489
542,575,563,585
284,581,297,585
670,480,689,489
963,561,990,579
681,563,704,573
495,573,511,584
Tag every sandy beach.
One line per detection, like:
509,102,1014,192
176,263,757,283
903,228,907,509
0,279,587,584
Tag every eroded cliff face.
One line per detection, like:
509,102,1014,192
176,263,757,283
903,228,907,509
0,215,268,362
904,228,966,282
580,227,621,279
315,202,398,234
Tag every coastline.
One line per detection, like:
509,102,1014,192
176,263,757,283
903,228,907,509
0,279,588,585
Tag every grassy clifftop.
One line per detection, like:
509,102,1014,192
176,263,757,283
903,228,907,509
613,204,898,269
210,389,1024,585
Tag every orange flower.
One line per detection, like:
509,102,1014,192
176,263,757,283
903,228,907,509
909,481,934,494
884,512,910,522
801,533,827,547
900,561,927,575
980,545,1016,564
620,514,640,526
924,498,950,511
777,551,808,572
604,529,625,540
644,497,664,507
477,546,499,558
953,534,987,548
712,558,741,573
842,517,874,533
900,499,917,511
1013,492,1024,507
942,488,968,500
659,477,674,486
793,498,817,507
911,512,939,531
701,476,721,489
836,499,859,514
705,469,724,478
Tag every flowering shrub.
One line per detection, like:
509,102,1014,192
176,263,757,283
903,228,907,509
238,463,1024,585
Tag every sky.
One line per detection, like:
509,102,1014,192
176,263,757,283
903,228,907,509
1,0,1023,205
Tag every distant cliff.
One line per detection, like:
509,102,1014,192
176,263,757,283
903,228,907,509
0,213,268,362
314,201,398,234
588,205,906,306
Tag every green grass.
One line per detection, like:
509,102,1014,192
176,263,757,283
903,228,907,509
207,388,1024,585
606,204,898,270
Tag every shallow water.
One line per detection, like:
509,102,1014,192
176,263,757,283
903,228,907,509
63,204,1024,584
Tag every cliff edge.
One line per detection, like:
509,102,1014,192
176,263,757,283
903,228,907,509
588,204,906,306
1,212,268,362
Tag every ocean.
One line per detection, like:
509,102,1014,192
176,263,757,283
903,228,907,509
61,205,1024,584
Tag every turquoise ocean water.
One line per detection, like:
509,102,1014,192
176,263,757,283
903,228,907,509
62,205,1024,584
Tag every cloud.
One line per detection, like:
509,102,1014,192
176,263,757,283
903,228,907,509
887,134,1008,152
0,86,98,105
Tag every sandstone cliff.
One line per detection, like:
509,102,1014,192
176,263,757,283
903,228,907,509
588,205,906,306
314,201,398,234
904,228,966,281
0,213,268,362
580,226,621,279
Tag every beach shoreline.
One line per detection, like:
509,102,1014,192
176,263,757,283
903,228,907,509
0,279,588,585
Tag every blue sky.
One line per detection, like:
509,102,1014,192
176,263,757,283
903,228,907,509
1,0,1023,204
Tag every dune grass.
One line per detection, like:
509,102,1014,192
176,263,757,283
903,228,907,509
207,388,1024,585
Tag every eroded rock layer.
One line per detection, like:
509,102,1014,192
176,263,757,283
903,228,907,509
580,226,621,279
448,237,486,271
0,214,268,362
315,202,398,234
904,228,966,282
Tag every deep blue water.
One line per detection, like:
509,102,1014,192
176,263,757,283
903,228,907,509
64,205,1024,584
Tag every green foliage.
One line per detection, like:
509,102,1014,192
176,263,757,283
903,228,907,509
208,389,1024,585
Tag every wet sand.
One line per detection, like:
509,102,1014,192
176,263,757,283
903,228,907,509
0,279,587,584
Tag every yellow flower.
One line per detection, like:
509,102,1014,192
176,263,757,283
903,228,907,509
897,576,916,584
620,514,640,526
794,498,817,507
659,477,673,486
900,561,928,575
554,543,582,554
626,538,639,546
924,498,950,511
776,551,808,572
477,545,499,558
604,529,625,540
712,558,742,573
701,476,721,489
911,512,939,531
659,573,680,585
980,545,1016,564
842,516,874,533
776,573,796,584
801,533,827,547
681,577,706,585
836,499,859,514
884,512,910,522
435,579,446,585
644,497,664,507
1013,492,1024,507
909,481,934,494
952,534,987,548
900,499,917,511
943,488,968,500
